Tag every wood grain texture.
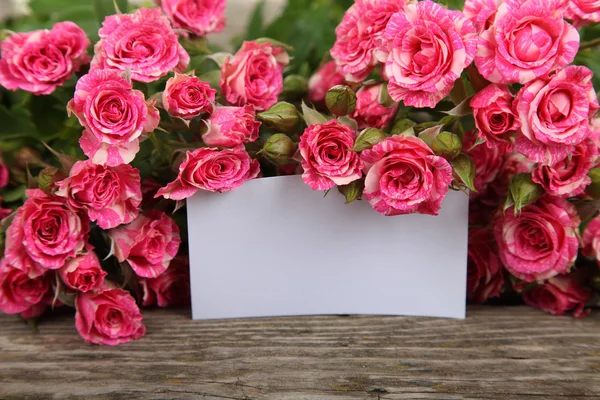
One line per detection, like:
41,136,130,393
1,306,599,400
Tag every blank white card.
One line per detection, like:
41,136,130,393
187,175,469,320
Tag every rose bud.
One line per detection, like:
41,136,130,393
390,119,416,136
59,250,107,293
351,84,399,129
162,73,216,120
325,85,356,116
282,74,308,99
257,102,301,133
75,286,146,345
37,167,66,193
202,105,261,148
351,128,387,152
504,173,544,216
15,148,50,169
262,134,296,166
431,131,463,160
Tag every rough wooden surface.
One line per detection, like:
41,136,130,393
1,306,599,399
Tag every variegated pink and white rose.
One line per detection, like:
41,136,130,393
140,257,190,308
0,259,51,317
463,0,502,32
351,84,399,129
59,250,107,293
69,69,160,166
56,160,142,230
583,214,600,265
308,61,345,104
380,0,477,108
108,211,181,279
475,0,580,85
470,84,520,148
91,8,189,83
331,0,406,82
202,105,261,148
5,189,89,272
158,0,226,37
565,0,600,27
298,120,363,191
0,22,90,95
522,274,591,318
494,196,580,282
514,66,599,164
75,286,146,346
162,73,216,120
361,135,453,216
156,146,260,200
220,41,290,111
531,139,597,198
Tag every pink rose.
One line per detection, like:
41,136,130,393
158,0,226,37
59,250,107,293
463,0,502,32
220,41,290,111
140,257,190,308
0,159,9,189
514,66,599,164
494,196,580,282
56,160,142,229
475,0,579,85
583,214,600,265
464,131,510,196
5,189,89,272
308,61,345,104
522,275,591,318
532,139,597,198
75,287,146,345
0,259,51,315
91,8,190,83
69,69,160,166
331,0,405,82
202,105,261,148
108,211,181,279
156,146,260,200
467,228,504,304
0,22,90,95
298,120,363,191
162,73,216,120
380,1,477,108
361,135,453,216
351,84,399,129
470,84,520,148
565,0,600,27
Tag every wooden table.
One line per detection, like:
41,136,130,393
1,306,599,399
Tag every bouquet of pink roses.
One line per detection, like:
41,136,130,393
1,0,600,345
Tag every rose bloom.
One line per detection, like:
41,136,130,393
158,0,226,37
565,0,600,27
463,0,502,32
298,120,363,191
220,41,290,111
308,61,345,104
514,66,599,164
470,84,520,148
0,22,90,95
351,84,399,129
5,189,89,271
583,214,600,265
59,250,107,293
331,0,405,82
69,69,160,166
140,257,190,308
494,196,580,282
75,287,146,345
156,146,260,200
467,228,504,304
202,105,261,148
532,139,597,198
522,275,591,318
56,160,142,230
91,8,189,83
464,130,510,196
380,1,477,108
108,211,181,279
163,73,216,120
475,0,579,85
361,135,453,216
0,259,51,316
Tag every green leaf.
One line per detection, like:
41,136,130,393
351,128,386,152
443,97,472,117
93,0,128,24
451,154,477,192
503,173,544,216
301,101,328,126
338,179,365,204
431,131,462,160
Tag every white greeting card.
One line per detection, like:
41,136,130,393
187,175,469,320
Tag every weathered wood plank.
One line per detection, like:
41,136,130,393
1,306,599,399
